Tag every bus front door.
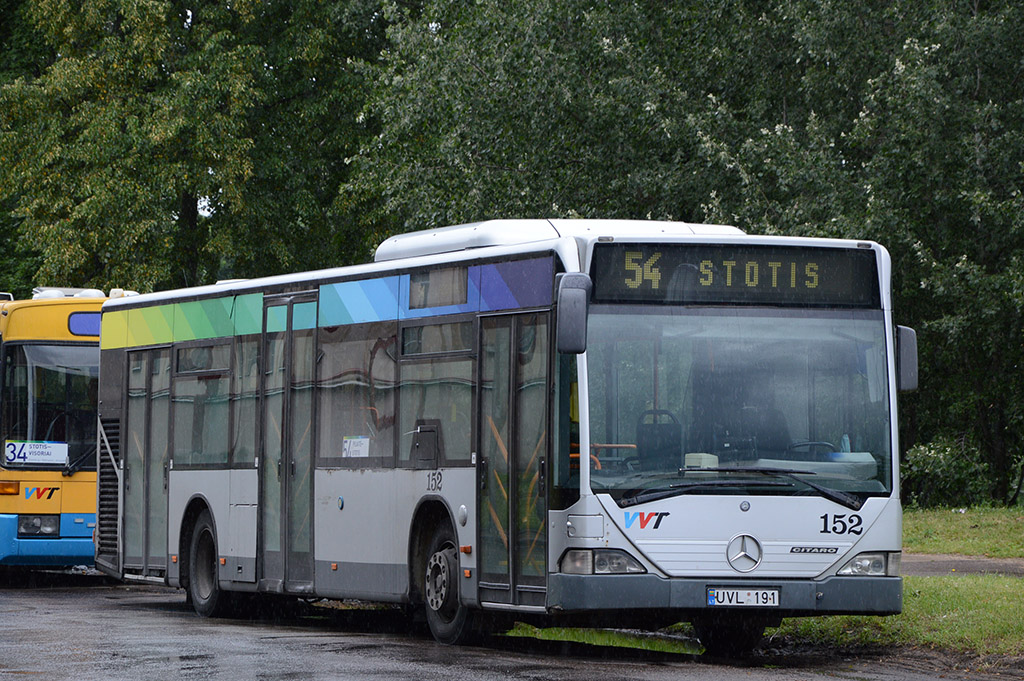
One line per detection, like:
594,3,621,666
260,295,316,593
477,313,549,608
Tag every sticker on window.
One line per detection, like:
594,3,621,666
342,436,370,458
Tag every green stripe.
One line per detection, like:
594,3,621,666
105,292,266,349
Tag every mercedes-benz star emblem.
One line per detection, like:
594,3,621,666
726,534,763,573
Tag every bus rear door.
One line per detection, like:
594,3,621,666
260,294,316,593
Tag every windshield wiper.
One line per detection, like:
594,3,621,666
619,479,791,508
63,447,95,477
686,467,865,511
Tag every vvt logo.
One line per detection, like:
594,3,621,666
25,487,59,500
624,511,670,530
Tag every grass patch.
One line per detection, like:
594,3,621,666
903,506,1024,558
505,622,700,655
772,575,1024,656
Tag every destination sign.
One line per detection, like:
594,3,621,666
591,244,880,307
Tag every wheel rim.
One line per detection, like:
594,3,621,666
425,545,456,621
194,528,216,601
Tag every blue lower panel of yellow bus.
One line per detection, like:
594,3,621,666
0,514,96,567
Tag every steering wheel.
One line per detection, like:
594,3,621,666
785,440,837,454
44,411,75,441
637,409,681,427
619,456,642,473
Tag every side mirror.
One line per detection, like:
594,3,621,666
897,325,918,392
556,273,592,354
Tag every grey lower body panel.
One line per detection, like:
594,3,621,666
313,560,408,602
547,573,902,617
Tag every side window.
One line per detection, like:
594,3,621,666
231,336,259,466
172,342,230,467
409,267,468,309
397,318,475,467
552,354,581,510
317,323,397,467
398,356,474,467
1,345,29,442
401,321,473,355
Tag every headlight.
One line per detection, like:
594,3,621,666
18,515,60,537
560,549,646,575
837,551,900,577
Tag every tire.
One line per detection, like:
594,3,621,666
188,509,233,617
423,523,475,645
692,613,766,656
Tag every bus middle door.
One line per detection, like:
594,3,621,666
260,294,316,594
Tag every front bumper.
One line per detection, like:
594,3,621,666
547,572,902,616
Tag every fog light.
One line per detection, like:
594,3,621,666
837,551,897,576
560,549,646,575
560,549,594,575
18,515,60,537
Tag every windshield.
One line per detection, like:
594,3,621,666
586,306,892,503
1,343,99,470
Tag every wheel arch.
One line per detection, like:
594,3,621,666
407,495,457,605
177,493,215,594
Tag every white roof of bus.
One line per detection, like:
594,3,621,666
102,219,746,309
373,219,742,262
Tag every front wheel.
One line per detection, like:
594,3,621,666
188,509,233,617
423,523,475,644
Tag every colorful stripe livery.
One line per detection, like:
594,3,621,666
103,257,553,349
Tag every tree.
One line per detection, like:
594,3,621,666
0,0,50,297
356,0,1024,502
353,1,722,229
0,0,387,293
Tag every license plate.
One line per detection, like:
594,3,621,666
707,587,779,607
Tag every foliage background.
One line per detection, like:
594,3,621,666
2,0,1023,504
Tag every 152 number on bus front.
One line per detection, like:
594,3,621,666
819,513,863,535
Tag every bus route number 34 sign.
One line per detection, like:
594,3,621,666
4,441,69,466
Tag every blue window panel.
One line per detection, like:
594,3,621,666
293,301,317,330
319,277,400,326
68,311,101,337
478,258,553,311
266,305,288,333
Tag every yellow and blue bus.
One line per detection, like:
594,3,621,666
0,289,107,567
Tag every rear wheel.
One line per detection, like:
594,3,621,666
423,523,475,644
188,509,233,617
692,614,766,656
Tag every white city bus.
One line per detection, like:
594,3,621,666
95,220,916,653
